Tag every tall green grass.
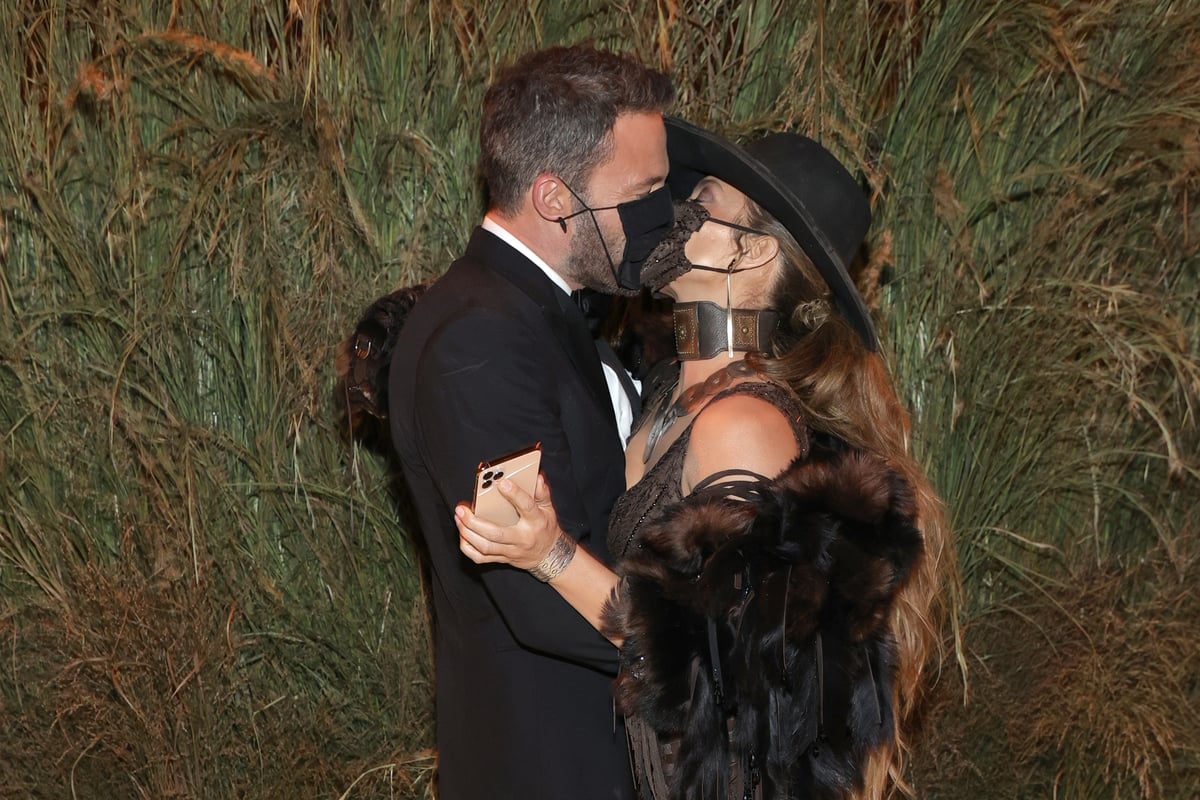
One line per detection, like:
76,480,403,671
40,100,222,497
1,1,1196,797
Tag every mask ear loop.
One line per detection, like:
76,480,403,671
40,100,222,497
558,181,620,280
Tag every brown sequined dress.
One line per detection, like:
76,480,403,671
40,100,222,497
607,368,810,800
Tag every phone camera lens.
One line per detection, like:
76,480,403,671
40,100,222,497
493,470,505,479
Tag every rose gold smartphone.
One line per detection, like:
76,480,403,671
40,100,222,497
471,443,542,526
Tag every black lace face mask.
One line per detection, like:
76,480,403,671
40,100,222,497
639,199,711,291
639,199,771,292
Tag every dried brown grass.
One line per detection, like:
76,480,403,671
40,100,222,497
1,525,436,799
2,0,1198,797
911,542,1200,798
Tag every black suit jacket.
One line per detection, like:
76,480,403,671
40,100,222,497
389,228,634,800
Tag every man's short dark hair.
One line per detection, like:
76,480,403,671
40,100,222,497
480,45,675,214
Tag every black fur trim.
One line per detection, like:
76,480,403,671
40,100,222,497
603,436,922,799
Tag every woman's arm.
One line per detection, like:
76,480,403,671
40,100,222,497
456,391,801,642
456,474,622,641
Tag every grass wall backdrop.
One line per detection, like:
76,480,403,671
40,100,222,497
1,1,1196,797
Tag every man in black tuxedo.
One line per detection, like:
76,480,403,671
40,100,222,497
388,46,674,800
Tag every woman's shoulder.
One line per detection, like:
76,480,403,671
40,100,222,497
691,386,798,442
683,380,805,492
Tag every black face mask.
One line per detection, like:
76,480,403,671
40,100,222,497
640,199,771,292
558,183,674,295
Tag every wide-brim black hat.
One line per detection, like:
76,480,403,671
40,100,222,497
664,117,878,351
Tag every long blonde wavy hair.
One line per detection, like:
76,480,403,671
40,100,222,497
738,200,957,799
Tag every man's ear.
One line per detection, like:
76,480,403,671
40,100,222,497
531,173,570,231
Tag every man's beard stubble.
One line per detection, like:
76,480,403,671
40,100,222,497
562,212,624,295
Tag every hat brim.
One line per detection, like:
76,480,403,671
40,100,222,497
664,117,878,351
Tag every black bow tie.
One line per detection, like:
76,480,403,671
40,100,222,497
570,289,612,337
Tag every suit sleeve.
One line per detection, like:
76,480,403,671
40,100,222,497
413,307,619,673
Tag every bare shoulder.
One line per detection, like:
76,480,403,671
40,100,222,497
683,389,802,492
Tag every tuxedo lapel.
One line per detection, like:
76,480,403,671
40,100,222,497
464,229,618,429
554,291,620,427
595,336,642,419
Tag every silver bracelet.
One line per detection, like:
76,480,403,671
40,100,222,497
528,532,577,582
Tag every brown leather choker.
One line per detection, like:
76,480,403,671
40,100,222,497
673,301,781,360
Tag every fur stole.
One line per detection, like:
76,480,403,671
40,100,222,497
602,434,923,800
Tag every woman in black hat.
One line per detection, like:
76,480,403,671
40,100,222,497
456,119,950,800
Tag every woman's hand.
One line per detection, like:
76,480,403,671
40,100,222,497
459,473,620,636
456,473,564,570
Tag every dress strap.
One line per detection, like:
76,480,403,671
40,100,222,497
690,469,772,502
